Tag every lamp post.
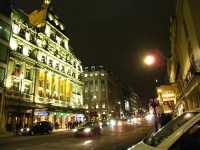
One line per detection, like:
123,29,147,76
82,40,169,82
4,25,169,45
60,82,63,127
117,101,123,119
144,55,155,66
144,54,159,131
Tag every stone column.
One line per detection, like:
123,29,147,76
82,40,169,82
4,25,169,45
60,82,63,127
58,76,60,100
33,68,40,103
44,71,47,100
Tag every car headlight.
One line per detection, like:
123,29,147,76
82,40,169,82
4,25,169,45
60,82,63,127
110,119,116,127
145,114,153,121
84,128,91,133
117,121,122,126
73,128,78,132
20,128,24,132
26,128,30,132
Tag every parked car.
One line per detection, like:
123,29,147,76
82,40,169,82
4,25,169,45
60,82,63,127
128,110,200,150
73,122,101,137
18,121,53,136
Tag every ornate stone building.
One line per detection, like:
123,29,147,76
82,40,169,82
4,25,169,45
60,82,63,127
168,0,200,115
5,0,84,132
0,0,12,134
82,66,123,120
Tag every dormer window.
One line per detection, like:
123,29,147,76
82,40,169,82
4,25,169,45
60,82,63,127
56,36,61,44
60,24,64,30
12,23,20,34
25,32,31,41
54,19,59,26
48,13,53,21
36,38,42,47
45,25,51,37
10,38,18,50
64,40,69,50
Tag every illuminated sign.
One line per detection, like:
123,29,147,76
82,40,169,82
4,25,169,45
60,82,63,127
34,111,49,116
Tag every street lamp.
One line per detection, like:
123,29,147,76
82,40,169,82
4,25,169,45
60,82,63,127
144,54,159,131
117,101,122,119
144,55,155,66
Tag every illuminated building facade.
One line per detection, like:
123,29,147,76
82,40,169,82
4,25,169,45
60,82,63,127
123,88,140,116
0,0,12,133
83,66,123,120
5,0,83,132
156,85,177,114
168,0,200,115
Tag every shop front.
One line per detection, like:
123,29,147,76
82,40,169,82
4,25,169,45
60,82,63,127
33,110,82,129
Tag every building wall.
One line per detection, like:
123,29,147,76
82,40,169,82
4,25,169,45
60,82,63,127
3,2,84,131
0,0,11,133
83,66,123,119
169,0,200,115
83,66,109,111
157,85,177,114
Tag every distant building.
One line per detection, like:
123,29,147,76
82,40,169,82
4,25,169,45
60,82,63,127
2,0,84,133
122,87,140,117
168,0,200,115
82,66,123,119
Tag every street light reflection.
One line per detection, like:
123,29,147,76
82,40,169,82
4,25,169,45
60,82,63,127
83,140,93,145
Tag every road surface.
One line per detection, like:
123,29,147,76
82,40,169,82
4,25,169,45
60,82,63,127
0,121,153,150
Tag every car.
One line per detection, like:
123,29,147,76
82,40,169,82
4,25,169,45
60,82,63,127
18,121,53,136
128,110,200,150
127,117,142,125
73,122,101,137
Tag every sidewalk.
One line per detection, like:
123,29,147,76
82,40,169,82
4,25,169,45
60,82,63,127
0,131,15,138
0,128,71,139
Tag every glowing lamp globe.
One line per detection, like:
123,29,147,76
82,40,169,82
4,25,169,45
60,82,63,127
144,55,155,66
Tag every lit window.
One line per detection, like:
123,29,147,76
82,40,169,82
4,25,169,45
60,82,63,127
64,40,69,50
12,64,21,77
60,24,64,30
22,46,29,56
102,104,105,109
54,19,59,25
36,38,42,47
12,23,20,34
93,95,97,99
48,13,53,21
56,36,61,44
90,74,93,77
84,74,88,77
25,32,31,41
101,73,104,76
42,40,47,47
10,38,18,50
45,25,51,37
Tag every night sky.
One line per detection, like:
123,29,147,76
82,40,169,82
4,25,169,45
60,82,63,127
15,0,175,103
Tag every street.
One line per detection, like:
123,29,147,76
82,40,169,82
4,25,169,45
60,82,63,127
0,122,153,150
